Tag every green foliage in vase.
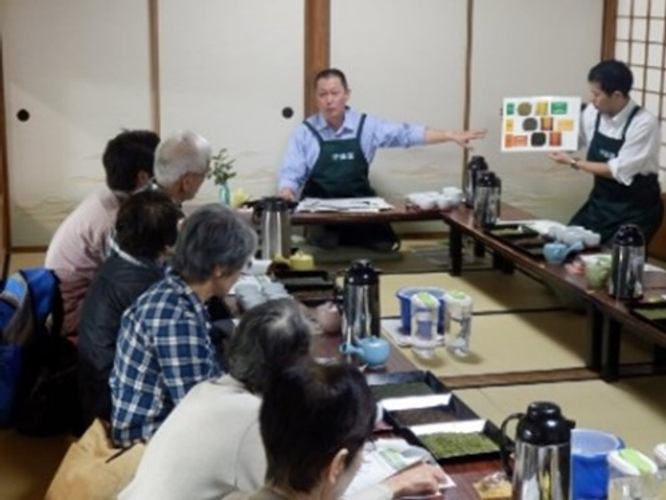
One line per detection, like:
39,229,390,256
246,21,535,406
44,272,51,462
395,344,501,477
208,148,237,186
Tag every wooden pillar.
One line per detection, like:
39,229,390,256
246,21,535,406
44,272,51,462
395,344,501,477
149,0,161,134
0,36,11,264
304,0,330,117
601,0,618,59
462,0,475,176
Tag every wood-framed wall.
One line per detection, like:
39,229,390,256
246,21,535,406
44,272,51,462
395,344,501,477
0,36,9,276
149,0,161,134
304,0,330,116
0,0,618,253
602,0,618,59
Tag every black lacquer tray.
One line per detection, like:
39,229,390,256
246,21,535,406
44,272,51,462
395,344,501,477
271,269,337,306
628,301,666,331
367,370,450,401
369,370,507,463
484,223,550,257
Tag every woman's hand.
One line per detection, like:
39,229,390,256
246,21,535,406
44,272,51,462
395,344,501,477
381,463,447,498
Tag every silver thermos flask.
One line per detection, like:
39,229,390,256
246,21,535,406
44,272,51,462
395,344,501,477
473,171,502,228
341,259,381,345
501,401,576,500
464,155,489,208
609,224,645,300
253,197,292,260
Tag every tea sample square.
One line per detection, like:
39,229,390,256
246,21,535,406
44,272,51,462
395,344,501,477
367,370,449,402
408,419,504,462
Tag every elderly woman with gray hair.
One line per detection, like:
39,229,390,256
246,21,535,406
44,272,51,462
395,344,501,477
110,203,257,447
121,299,444,500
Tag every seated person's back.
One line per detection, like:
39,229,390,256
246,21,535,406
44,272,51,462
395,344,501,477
243,360,376,500
77,190,180,429
120,298,312,499
45,130,159,335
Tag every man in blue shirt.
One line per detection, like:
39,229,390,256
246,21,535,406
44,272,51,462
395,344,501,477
278,68,486,251
110,204,257,446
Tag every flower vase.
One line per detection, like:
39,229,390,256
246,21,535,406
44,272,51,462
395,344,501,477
218,183,231,205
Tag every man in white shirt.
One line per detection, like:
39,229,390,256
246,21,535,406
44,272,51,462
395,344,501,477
549,59,663,245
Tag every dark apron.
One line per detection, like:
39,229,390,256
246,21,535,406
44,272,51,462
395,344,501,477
569,106,663,245
301,114,374,199
301,115,399,251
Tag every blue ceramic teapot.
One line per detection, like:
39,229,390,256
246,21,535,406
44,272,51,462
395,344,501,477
339,336,390,368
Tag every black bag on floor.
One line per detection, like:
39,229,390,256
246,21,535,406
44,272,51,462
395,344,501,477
14,334,83,437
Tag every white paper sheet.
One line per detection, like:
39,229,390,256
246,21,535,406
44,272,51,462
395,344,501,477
296,197,393,213
342,438,455,499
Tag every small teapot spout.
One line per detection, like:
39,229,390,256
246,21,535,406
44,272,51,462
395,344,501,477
339,342,364,358
564,240,585,258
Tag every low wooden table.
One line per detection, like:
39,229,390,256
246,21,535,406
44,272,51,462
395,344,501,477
312,332,504,498
589,276,666,381
291,200,446,226
440,202,666,381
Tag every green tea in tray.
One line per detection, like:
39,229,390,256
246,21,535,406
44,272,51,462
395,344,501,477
633,307,666,320
419,432,500,459
392,408,456,426
370,382,435,400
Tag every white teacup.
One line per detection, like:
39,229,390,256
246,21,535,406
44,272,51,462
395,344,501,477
441,187,463,205
547,225,565,241
435,195,453,210
407,193,437,210
581,230,601,248
561,228,585,246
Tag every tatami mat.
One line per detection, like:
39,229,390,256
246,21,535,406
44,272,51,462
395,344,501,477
7,252,45,274
383,311,653,377
380,270,562,315
2,249,664,499
455,376,666,456
0,431,72,500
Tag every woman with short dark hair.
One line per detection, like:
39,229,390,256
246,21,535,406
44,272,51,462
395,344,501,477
259,360,375,499
78,189,180,429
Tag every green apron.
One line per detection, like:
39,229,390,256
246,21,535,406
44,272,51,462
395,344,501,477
300,114,399,251
301,114,374,199
569,106,663,245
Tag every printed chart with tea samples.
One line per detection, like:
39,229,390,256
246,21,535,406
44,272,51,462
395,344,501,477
501,96,581,152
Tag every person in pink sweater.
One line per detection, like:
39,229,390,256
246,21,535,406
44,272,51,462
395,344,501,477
45,130,159,335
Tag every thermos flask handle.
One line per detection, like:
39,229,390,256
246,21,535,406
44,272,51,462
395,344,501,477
499,412,523,477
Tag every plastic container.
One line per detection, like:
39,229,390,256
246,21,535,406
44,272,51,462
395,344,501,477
409,292,440,360
655,443,666,470
607,448,658,499
396,287,446,334
654,443,666,499
443,290,473,357
571,428,624,500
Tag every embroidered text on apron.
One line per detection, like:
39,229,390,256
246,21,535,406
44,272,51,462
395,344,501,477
300,114,374,199
300,114,399,251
